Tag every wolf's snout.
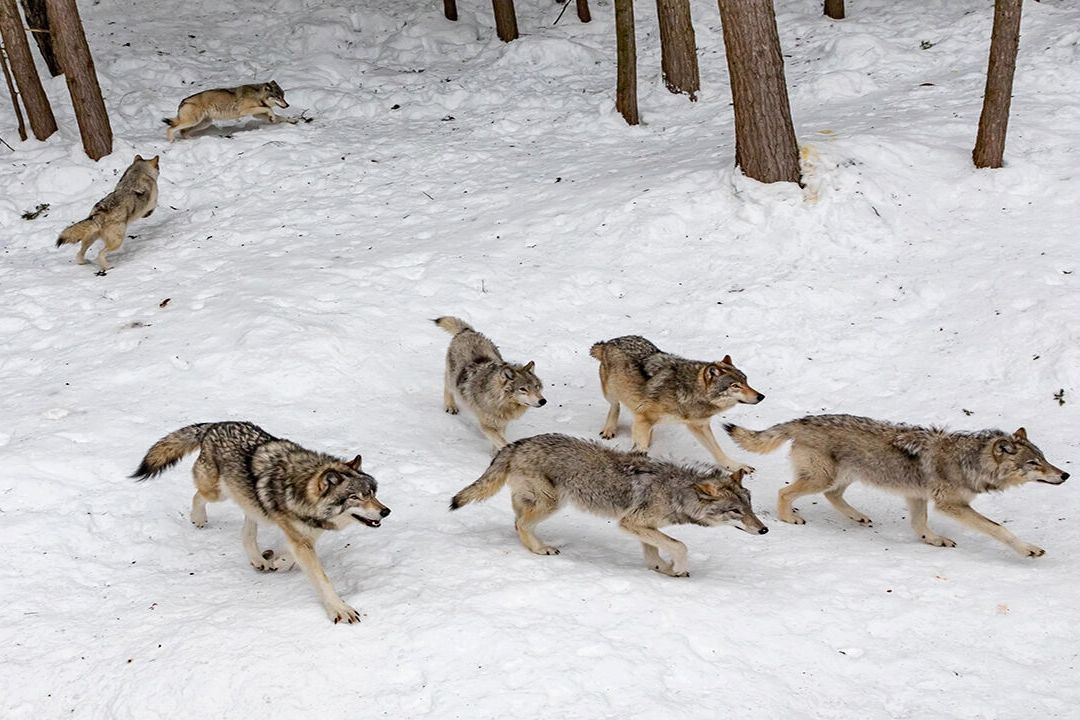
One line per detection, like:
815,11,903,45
757,526,769,535
379,507,391,517
538,398,548,407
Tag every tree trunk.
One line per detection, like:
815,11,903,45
823,0,844,20
19,0,60,75
0,0,55,139
443,0,458,22
492,0,518,42
614,0,638,125
973,0,1022,169
577,0,591,23
45,0,111,159
656,0,699,100
717,0,801,184
0,43,28,140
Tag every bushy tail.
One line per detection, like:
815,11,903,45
131,423,212,480
434,316,473,336
724,422,793,454
161,117,177,128
56,216,101,247
450,447,513,510
589,341,607,362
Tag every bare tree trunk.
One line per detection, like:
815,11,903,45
0,43,28,140
717,0,801,184
19,0,59,75
492,0,518,42
443,0,458,22
656,0,699,100
823,0,844,20
973,0,1022,169
577,0,591,23
0,0,55,139
614,0,638,125
46,0,111,159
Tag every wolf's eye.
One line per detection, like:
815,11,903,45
1026,461,1039,466
348,494,360,501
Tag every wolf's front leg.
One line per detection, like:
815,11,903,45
640,542,674,575
686,421,754,475
621,521,689,577
242,516,292,571
935,502,1044,557
480,423,509,453
283,531,361,623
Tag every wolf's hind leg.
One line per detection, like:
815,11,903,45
907,498,955,547
443,373,458,414
511,488,560,555
190,454,222,528
778,448,835,524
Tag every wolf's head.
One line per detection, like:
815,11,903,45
699,356,765,409
263,80,288,108
687,469,768,534
133,154,160,177
502,361,546,408
310,455,391,529
989,428,1069,487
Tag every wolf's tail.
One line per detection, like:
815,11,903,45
434,316,473,336
724,422,794,454
56,216,101,247
450,447,513,510
161,117,177,128
131,423,213,480
589,341,607,362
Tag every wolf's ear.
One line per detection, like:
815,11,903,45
694,481,722,498
702,364,723,382
994,438,1017,457
347,454,362,471
522,360,535,373
501,366,515,381
318,470,342,494
1013,427,1027,442
721,354,733,365
731,468,746,484
149,156,160,169
134,154,144,161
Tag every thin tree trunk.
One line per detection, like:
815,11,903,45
0,0,55,139
577,0,591,23
823,0,844,20
717,0,801,184
492,0,518,42
656,0,699,100
614,0,638,125
0,43,28,140
444,0,458,22
19,0,59,75
45,0,111,159
973,0,1022,169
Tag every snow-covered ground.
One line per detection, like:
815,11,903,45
2,0,1079,717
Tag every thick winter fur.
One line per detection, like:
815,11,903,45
590,336,764,473
726,415,1069,557
163,81,294,141
133,421,391,623
56,155,159,273
434,316,545,451
450,433,767,576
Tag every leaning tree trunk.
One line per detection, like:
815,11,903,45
45,0,111,159
0,0,56,139
577,0,591,23
823,0,844,20
614,0,638,125
492,0,518,42
717,0,801,184
1,43,28,140
973,0,1022,169
443,0,457,22
19,0,59,75
656,0,699,100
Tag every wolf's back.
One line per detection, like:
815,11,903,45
132,423,213,480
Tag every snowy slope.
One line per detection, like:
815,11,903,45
2,0,1079,718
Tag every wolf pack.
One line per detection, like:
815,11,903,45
56,82,1070,623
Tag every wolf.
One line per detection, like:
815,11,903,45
590,335,764,473
725,415,1069,557
434,316,546,451
163,81,295,141
132,421,391,623
56,154,159,274
450,433,767,576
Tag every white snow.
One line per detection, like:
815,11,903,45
2,0,1079,718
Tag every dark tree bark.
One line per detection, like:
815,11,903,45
823,0,844,20
717,0,801,184
577,0,591,23
0,43,28,140
0,0,55,139
492,0,518,42
614,0,638,125
973,0,1022,169
656,0,699,100
46,0,111,159
19,0,59,75
443,0,458,22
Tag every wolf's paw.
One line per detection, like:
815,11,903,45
599,428,617,440
651,563,689,578
849,513,873,526
532,546,560,556
329,603,362,624
76,256,88,265
1020,543,1045,558
95,269,108,277
921,533,956,548
780,512,806,525
191,517,207,529
250,558,279,572
259,549,295,571
444,406,459,415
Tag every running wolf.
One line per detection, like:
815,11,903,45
590,335,764,473
725,415,1069,557
450,433,767,576
434,316,546,451
132,421,391,623
56,154,159,274
163,81,295,141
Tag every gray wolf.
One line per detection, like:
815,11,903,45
590,335,764,473
132,421,391,623
434,316,545,451
450,433,767,576
56,154,159,274
163,81,295,141
726,415,1069,557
